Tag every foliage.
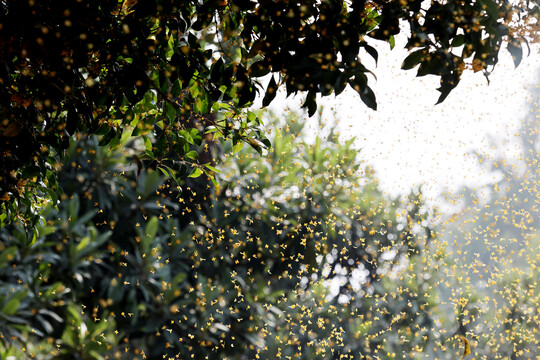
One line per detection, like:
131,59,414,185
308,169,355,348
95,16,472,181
0,111,440,359
1,0,538,224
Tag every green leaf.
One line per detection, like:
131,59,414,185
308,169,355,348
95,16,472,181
162,165,179,183
72,210,97,230
247,110,256,123
165,101,178,122
94,123,110,135
89,350,106,360
194,92,211,114
451,35,466,47
21,165,41,179
180,129,194,145
0,246,17,267
44,282,66,298
233,141,244,153
481,0,499,19
120,127,133,147
142,216,159,251
68,193,80,220
145,216,158,240
98,128,117,146
38,186,58,205
204,164,222,174
171,79,182,98
185,150,199,160
158,72,169,95
2,298,21,316
75,229,110,262
188,167,203,178
172,272,187,288
157,166,170,178
144,136,153,151
203,169,221,192
75,236,90,254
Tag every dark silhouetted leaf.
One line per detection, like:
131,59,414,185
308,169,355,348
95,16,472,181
507,37,523,68
349,76,377,110
402,49,427,70
302,91,317,117
262,75,278,107
451,35,466,47
362,42,379,65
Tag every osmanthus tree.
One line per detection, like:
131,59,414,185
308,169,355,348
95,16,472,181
0,112,444,359
209,115,448,360
0,0,537,225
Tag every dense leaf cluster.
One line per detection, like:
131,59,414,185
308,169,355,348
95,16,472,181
1,0,535,224
1,108,538,359
0,113,439,359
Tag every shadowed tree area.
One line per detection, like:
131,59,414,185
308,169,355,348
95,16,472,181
1,111,440,359
1,0,538,225
1,1,540,359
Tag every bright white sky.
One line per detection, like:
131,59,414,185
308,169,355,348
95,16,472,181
264,36,540,210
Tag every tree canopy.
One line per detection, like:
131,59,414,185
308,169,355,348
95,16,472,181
0,112,442,359
1,0,538,224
